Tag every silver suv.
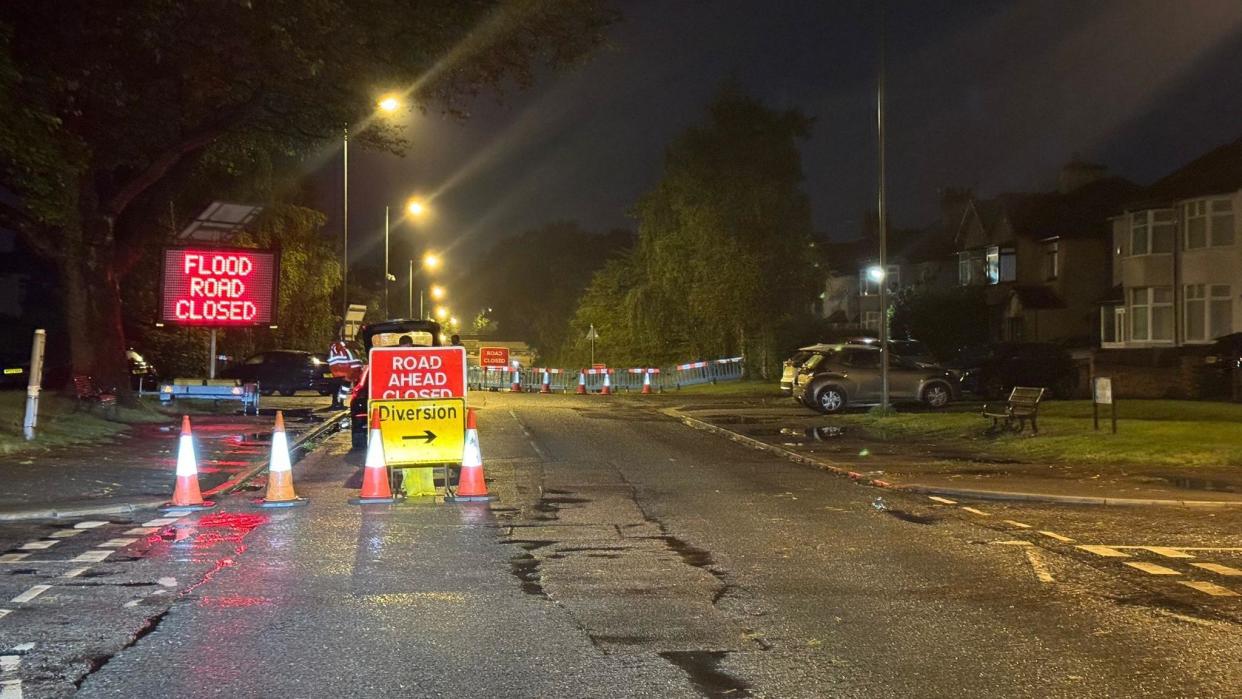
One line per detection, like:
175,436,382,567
792,344,958,414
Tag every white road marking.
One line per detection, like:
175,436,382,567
0,655,18,672
0,610,10,622
1191,562,1242,577
141,518,180,527
1076,545,1130,558
927,496,957,504
1178,581,1238,597
1108,546,1242,552
960,507,989,516
50,530,82,539
1039,531,1074,543
1124,561,1181,576
1024,548,1054,583
18,541,56,550
123,527,157,535
73,521,109,529
98,538,138,549
7,645,32,654
61,567,91,579
157,577,177,588
71,551,112,563
1004,520,1032,529
992,540,1034,546
0,678,21,699
9,586,51,605
0,554,30,564
1141,547,1195,559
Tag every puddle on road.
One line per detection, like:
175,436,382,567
742,426,846,443
1154,474,1239,493
884,510,939,525
660,651,752,698
509,553,548,598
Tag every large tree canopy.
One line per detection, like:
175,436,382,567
0,0,616,397
564,86,820,374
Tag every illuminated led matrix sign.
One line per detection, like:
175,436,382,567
161,248,279,326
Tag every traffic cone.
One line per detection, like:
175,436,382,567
575,371,587,395
600,371,612,395
510,368,521,393
258,411,306,507
540,370,552,394
350,409,396,504
447,408,495,502
641,370,653,395
162,416,215,511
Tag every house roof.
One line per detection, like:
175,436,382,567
999,176,1142,240
1127,136,1242,208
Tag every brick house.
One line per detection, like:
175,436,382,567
950,163,1140,345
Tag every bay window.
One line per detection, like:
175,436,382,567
1130,210,1175,255
1130,287,1173,342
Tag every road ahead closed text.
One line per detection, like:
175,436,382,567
369,347,467,400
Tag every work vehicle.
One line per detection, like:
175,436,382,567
792,344,958,413
222,350,343,396
949,342,1078,399
348,318,444,448
779,344,835,394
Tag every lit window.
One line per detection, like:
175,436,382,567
1042,239,1059,280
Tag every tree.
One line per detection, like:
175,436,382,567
566,85,819,374
0,1,616,399
890,285,989,360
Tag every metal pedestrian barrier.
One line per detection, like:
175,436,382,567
467,356,744,393
669,356,744,388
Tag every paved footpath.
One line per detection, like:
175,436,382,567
1,393,1238,697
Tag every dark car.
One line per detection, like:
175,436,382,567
791,344,958,413
949,342,1078,399
349,318,443,448
1204,333,1242,371
222,350,342,397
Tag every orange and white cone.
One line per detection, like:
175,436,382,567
510,368,521,393
540,370,552,394
447,409,495,502
600,371,612,395
575,371,587,395
258,411,306,507
350,409,396,504
641,371,653,395
163,416,215,511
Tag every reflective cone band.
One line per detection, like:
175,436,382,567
450,408,494,501
576,371,587,394
540,370,552,394
260,411,306,507
511,368,521,393
352,409,395,503
164,416,215,511
641,371,652,394
600,371,611,395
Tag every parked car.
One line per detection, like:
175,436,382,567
1204,332,1242,371
844,336,937,366
779,344,835,394
348,318,443,448
948,343,1078,399
791,344,958,414
221,350,343,397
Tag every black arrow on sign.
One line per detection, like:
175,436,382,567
402,430,437,444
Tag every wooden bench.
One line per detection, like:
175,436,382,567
982,386,1045,434
72,375,117,414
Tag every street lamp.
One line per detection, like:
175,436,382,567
385,197,426,318
342,94,404,333
435,306,449,321
430,284,445,300
409,256,443,318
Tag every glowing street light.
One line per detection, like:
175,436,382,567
423,253,441,270
866,265,886,283
377,95,401,113
430,284,446,300
435,306,449,320
406,199,426,217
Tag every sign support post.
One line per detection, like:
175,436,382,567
23,329,45,441
208,328,217,379
1092,376,1116,434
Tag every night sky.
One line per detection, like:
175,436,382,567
322,0,1242,300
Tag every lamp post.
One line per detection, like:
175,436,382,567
408,253,441,318
875,2,890,413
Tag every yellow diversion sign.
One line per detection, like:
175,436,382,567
372,398,465,465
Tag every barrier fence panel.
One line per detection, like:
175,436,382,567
470,357,741,392
668,356,744,388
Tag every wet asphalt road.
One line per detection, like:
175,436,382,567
2,393,1240,697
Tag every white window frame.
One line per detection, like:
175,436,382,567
1101,306,1125,348
1130,209,1175,255
1184,198,1235,249
1042,238,1059,280
1129,286,1174,343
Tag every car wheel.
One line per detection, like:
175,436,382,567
260,388,275,397
279,388,297,397
317,389,332,396
814,386,846,414
921,382,951,408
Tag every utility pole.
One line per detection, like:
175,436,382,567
384,205,390,318
408,258,414,318
876,0,890,412
341,126,349,337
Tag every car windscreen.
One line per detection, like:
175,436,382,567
371,331,435,348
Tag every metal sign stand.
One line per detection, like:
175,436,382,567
23,329,46,441
1092,376,1116,434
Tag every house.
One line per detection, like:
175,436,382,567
1102,137,1241,349
950,162,1141,345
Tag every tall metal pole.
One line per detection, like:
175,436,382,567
408,258,414,318
208,328,217,379
384,205,390,318
341,127,349,337
23,328,45,441
876,0,890,412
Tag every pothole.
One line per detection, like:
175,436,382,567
660,651,752,698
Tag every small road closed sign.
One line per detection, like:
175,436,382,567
368,346,467,400
479,346,510,367
372,398,465,465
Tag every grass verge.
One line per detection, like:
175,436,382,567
0,391,171,457
834,399,1242,468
